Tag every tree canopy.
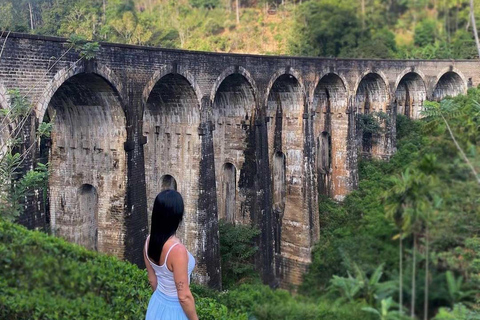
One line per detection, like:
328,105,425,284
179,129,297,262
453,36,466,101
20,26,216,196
0,0,478,58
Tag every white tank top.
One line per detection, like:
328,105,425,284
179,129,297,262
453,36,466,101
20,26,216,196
145,236,196,297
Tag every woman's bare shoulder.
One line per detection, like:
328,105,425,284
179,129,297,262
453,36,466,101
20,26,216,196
170,241,187,255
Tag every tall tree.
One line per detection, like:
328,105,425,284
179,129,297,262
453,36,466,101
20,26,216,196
470,0,480,57
236,0,240,24
289,0,362,57
28,2,34,30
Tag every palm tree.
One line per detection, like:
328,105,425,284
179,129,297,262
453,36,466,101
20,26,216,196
416,154,441,320
385,157,441,319
384,172,410,316
385,168,421,317
470,0,480,58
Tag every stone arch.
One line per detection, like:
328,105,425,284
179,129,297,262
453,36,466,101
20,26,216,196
143,66,203,111
160,174,177,191
393,68,428,92
47,71,127,257
353,70,390,98
312,73,348,199
212,72,256,127
310,72,349,111
219,162,237,223
36,63,125,122
266,72,307,281
77,184,99,251
355,72,390,158
355,72,390,113
210,66,258,106
266,73,305,130
212,71,256,225
143,72,201,249
266,72,305,175
313,73,348,114
432,69,467,101
264,68,306,109
395,72,427,119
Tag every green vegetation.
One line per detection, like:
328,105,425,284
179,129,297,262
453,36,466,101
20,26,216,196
0,89,50,222
299,89,480,318
0,214,373,320
1,0,479,58
218,220,261,289
0,219,246,319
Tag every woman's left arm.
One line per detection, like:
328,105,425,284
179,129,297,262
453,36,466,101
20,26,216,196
144,242,157,292
170,246,198,320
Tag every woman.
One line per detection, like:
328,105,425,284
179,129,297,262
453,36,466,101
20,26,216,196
144,190,198,320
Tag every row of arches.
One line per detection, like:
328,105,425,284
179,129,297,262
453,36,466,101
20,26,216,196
39,65,468,263
34,65,469,123
139,69,468,284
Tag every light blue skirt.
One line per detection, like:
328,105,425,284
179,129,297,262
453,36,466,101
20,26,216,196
146,289,188,320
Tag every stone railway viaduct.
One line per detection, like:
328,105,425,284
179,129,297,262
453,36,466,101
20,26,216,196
0,33,477,289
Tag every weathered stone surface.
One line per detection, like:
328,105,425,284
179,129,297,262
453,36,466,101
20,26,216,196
1,32,478,289
47,74,127,257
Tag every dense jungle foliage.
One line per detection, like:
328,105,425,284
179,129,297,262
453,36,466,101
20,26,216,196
1,0,480,58
299,90,480,318
1,89,479,319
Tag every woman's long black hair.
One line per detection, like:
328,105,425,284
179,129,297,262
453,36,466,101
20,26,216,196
148,190,184,263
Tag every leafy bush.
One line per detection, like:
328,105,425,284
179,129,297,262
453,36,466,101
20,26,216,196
253,299,373,320
218,284,291,314
327,263,396,306
216,283,373,320
434,304,480,320
0,219,245,320
219,220,261,289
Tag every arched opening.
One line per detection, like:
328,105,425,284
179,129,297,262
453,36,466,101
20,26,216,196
356,73,389,113
266,74,305,279
47,73,126,255
78,184,98,251
267,74,304,164
213,73,255,224
313,74,348,198
355,73,389,157
161,174,177,191
433,72,466,101
143,73,200,245
220,163,236,222
313,74,348,115
395,72,426,119
272,151,286,255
